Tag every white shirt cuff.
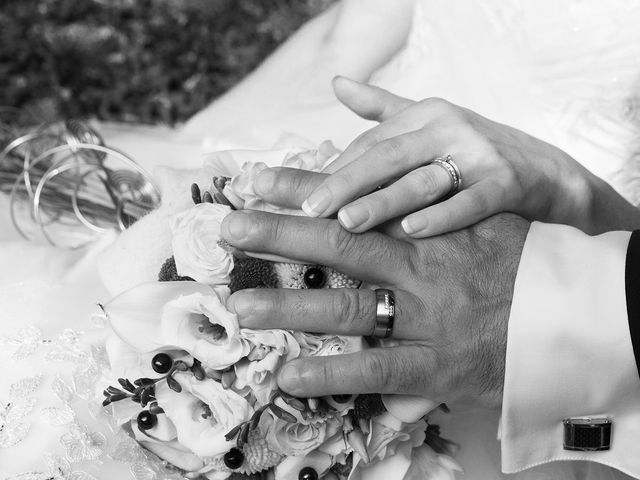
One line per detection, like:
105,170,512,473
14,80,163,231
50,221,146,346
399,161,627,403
501,222,640,477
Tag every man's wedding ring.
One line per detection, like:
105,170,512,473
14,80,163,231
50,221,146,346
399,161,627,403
431,155,462,197
373,289,396,338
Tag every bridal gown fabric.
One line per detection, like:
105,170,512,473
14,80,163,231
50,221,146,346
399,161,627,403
2,0,640,478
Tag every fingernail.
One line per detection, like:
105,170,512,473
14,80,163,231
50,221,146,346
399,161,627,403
227,290,254,317
222,211,252,241
278,363,302,391
338,204,369,230
254,168,275,196
401,217,417,235
302,187,332,217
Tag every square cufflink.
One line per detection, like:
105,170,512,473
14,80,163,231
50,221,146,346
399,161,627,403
563,417,612,451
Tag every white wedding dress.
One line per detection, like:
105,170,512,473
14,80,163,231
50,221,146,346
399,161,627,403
2,0,640,479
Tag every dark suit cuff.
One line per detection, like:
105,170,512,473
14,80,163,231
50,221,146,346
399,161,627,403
625,230,640,380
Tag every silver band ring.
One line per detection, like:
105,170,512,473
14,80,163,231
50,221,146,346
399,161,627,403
431,155,462,197
372,289,396,338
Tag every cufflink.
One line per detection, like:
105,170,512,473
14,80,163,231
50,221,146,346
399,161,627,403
563,417,612,451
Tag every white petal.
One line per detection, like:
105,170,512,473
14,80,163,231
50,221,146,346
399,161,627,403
381,395,439,423
103,282,213,352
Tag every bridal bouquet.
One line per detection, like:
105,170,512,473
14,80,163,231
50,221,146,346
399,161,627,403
99,142,461,480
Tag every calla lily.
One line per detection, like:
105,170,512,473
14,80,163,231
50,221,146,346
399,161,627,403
103,281,249,369
145,413,178,442
131,420,205,472
155,373,252,458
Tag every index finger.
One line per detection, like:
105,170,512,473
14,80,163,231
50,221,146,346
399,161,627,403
220,210,412,284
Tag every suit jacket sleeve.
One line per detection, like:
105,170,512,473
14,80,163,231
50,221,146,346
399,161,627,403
500,222,640,478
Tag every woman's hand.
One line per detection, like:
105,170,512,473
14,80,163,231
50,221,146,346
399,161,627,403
286,77,640,236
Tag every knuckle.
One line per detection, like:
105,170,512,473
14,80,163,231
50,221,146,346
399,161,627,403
421,96,452,112
469,193,490,217
269,214,288,244
357,130,384,152
267,167,289,191
360,351,392,392
413,167,441,196
498,167,519,191
338,289,370,334
328,224,359,258
361,194,390,221
376,137,407,164
285,169,314,194
319,360,336,388
328,173,356,199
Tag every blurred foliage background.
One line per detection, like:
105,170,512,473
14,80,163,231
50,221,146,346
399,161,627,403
0,0,334,131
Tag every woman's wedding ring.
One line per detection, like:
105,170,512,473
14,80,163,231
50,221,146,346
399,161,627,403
431,154,462,197
373,289,396,338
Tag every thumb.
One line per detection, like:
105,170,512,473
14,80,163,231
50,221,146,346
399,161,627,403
332,76,414,122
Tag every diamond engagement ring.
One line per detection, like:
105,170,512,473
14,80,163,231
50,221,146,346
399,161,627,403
372,289,396,338
431,154,462,197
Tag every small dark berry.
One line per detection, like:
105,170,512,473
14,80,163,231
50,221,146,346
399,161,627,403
224,448,244,470
332,394,352,403
303,267,325,289
223,448,244,469
298,467,318,480
151,353,173,374
191,183,202,204
137,411,157,430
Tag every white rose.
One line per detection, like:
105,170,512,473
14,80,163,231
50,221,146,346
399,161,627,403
294,333,365,358
170,203,234,284
258,405,342,457
281,140,339,171
234,328,301,405
103,281,250,370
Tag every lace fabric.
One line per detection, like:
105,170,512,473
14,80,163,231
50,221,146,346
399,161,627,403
0,321,186,480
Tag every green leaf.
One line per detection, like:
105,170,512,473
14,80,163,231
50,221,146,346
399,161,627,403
240,422,250,445
149,403,165,415
225,423,242,441
167,376,182,393
281,396,306,412
118,378,135,392
134,378,155,387
269,404,297,423
191,361,206,381
174,361,188,372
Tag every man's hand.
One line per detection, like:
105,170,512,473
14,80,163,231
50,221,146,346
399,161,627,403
221,208,529,408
